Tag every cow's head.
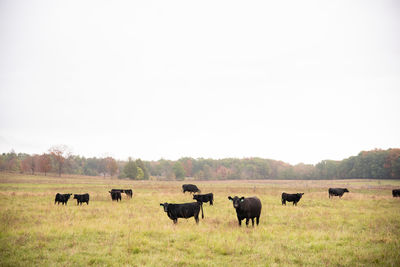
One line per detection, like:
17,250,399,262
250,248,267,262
344,188,349,193
228,196,244,209
298,193,304,197
193,195,200,201
66,194,72,199
73,194,78,199
160,203,169,212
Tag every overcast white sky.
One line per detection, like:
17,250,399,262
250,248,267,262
1,0,399,164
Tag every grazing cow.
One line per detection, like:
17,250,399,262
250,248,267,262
281,192,304,206
109,191,122,202
228,196,262,227
328,188,349,198
54,193,72,205
74,193,90,205
124,189,133,198
182,184,201,194
393,189,400,197
160,202,203,224
193,193,214,205
111,189,132,198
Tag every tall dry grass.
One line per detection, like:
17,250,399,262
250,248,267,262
0,173,400,266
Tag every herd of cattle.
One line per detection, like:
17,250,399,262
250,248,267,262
55,184,400,227
54,189,133,206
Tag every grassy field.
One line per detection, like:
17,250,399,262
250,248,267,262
1,173,400,266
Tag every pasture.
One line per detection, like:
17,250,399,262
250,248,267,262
0,173,400,266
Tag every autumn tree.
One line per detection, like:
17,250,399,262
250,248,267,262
49,145,71,177
106,157,118,177
99,157,119,177
21,155,32,174
21,155,38,174
39,153,52,176
180,158,193,177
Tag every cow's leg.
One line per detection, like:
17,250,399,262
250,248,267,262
237,216,242,226
245,218,249,226
210,199,213,205
173,219,178,224
251,218,255,227
256,216,260,225
195,215,199,224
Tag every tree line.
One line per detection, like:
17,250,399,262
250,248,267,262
1,146,399,180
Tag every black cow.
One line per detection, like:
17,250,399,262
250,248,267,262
111,189,123,193
124,189,133,198
74,193,90,205
193,193,214,205
160,202,203,224
111,189,132,198
281,192,304,206
55,193,72,205
393,189,400,197
328,188,349,198
228,196,262,227
109,191,121,202
182,184,201,194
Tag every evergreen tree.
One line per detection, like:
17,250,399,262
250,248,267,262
124,158,137,179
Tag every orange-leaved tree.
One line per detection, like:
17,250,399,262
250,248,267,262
48,145,71,177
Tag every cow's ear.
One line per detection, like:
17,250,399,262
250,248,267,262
160,203,164,206
228,196,232,201
240,197,245,202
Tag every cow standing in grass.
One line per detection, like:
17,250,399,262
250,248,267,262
124,189,133,198
281,192,304,206
74,193,90,205
393,189,400,197
55,193,72,205
160,202,203,224
182,184,201,194
228,196,262,227
111,189,132,198
109,191,122,202
328,188,349,198
193,193,214,205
